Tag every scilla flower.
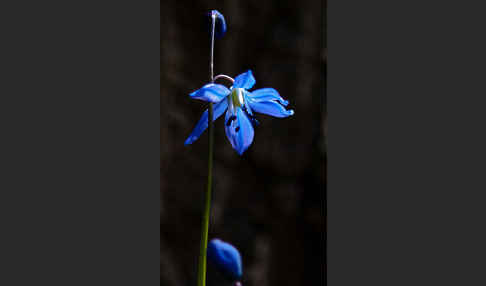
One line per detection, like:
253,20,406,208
207,238,243,281
184,70,294,155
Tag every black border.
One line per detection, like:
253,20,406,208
328,0,486,285
0,1,160,285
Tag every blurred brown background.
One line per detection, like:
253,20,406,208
161,1,326,285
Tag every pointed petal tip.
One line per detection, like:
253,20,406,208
236,138,252,155
184,137,194,145
233,141,246,156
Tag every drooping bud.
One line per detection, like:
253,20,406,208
207,238,243,280
205,10,227,39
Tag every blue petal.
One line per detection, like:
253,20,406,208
224,108,254,155
236,108,255,154
248,88,289,106
233,70,256,90
184,100,228,145
207,239,243,280
224,110,237,150
247,99,294,118
190,83,230,103
242,90,253,116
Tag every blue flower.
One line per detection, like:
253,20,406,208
207,238,243,280
184,70,294,155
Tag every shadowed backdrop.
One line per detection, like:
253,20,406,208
161,1,325,285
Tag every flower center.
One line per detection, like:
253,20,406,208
230,88,245,108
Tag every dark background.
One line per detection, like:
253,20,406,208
161,0,325,285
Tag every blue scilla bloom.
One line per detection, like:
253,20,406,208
207,238,243,280
184,70,294,155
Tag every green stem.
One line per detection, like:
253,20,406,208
197,12,216,286
197,102,214,286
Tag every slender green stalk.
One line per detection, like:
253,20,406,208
197,13,216,286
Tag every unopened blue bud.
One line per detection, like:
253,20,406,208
207,238,243,280
206,10,227,38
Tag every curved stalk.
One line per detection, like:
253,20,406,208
197,12,216,286
213,74,235,85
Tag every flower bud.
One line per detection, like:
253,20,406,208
205,10,227,38
207,238,242,280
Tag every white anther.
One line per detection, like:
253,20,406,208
237,88,245,105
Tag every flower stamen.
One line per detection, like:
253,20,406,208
230,88,245,108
